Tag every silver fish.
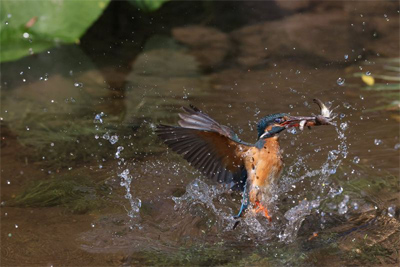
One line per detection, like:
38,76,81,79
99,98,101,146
313,98,332,118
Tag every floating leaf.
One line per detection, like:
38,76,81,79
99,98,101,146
361,74,375,86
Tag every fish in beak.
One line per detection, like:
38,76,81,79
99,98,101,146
283,98,334,130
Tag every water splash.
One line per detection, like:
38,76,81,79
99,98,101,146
168,119,350,243
172,179,236,230
119,168,141,218
278,122,349,242
173,179,229,214
279,198,320,243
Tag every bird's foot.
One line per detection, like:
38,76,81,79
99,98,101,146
254,201,272,222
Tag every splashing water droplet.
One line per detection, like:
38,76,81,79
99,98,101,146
118,169,141,218
287,127,297,135
93,112,104,124
109,135,118,145
340,122,348,130
338,195,350,214
365,71,371,76
337,77,345,86
374,139,382,145
353,156,360,164
343,102,351,109
115,146,124,158
388,205,396,217
344,54,349,59
394,143,400,150
102,133,110,140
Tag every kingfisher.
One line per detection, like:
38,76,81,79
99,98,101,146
156,99,332,221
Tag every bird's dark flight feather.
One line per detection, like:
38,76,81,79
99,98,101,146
156,105,253,189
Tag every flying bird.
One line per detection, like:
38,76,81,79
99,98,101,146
156,99,332,221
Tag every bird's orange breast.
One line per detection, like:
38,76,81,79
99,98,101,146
243,137,283,203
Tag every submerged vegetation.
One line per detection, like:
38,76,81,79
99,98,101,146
10,173,109,214
354,58,400,113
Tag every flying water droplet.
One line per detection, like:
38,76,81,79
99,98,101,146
338,195,350,214
287,128,297,135
109,135,118,145
115,146,124,159
343,102,351,109
340,122,348,130
388,205,396,217
102,133,110,140
93,112,104,124
344,54,349,60
374,139,382,145
337,77,345,86
353,156,360,164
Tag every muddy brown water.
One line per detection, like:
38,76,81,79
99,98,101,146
1,3,400,266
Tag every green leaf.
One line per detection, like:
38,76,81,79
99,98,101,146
0,0,110,62
128,0,169,12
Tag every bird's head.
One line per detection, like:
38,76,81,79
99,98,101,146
257,113,326,139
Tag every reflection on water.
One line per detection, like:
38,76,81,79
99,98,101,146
1,2,399,266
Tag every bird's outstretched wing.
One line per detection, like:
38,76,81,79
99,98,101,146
156,105,253,188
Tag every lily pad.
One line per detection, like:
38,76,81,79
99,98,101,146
0,0,110,62
128,0,169,12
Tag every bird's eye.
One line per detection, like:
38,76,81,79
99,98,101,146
274,118,282,123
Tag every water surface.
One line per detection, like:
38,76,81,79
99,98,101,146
1,2,399,266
